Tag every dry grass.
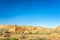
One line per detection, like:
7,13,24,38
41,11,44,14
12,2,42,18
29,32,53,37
0,25,60,40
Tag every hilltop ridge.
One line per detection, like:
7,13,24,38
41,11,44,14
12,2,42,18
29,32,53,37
0,25,59,32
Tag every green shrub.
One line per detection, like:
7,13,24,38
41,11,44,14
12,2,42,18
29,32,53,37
30,37,47,40
15,32,20,34
34,32,39,34
0,38,18,40
29,32,33,34
3,38,10,40
12,38,18,40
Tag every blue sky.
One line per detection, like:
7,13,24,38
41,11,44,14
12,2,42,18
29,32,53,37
0,0,60,28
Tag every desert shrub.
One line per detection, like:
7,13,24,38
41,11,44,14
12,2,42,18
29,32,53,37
34,32,39,34
12,38,18,40
29,32,33,34
20,34,27,39
0,29,4,36
37,37,48,40
15,32,20,34
0,33,4,36
0,38,18,40
4,30,10,37
54,30,60,33
3,38,10,40
30,37,48,40
0,38,4,40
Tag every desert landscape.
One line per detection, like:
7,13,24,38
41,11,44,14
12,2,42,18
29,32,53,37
0,25,60,40
0,0,60,40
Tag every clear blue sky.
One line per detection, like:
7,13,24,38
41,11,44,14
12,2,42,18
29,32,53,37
0,0,60,28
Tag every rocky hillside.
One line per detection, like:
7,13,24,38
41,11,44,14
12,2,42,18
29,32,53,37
0,25,56,33
0,25,60,40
